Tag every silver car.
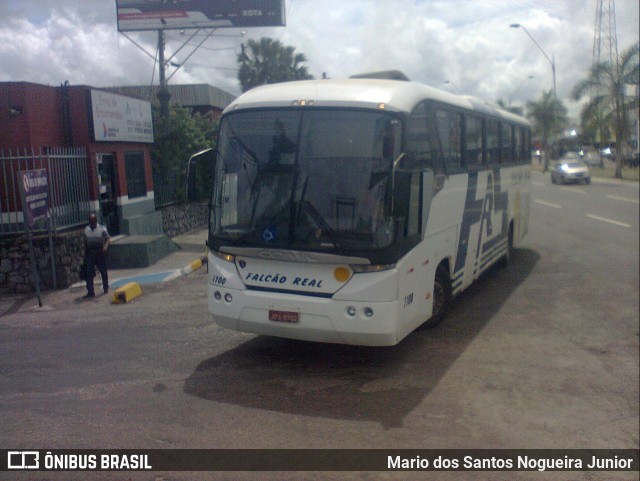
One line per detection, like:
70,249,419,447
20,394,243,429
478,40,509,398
551,159,591,184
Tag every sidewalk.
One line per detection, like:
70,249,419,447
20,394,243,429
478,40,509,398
104,228,208,288
0,228,208,316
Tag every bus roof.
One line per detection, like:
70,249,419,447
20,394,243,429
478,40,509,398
224,78,529,125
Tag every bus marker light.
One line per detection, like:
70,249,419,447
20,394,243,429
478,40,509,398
334,266,351,282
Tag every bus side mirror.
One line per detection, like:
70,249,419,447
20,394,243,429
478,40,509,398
186,148,216,202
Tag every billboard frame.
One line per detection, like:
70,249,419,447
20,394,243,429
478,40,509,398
116,0,286,32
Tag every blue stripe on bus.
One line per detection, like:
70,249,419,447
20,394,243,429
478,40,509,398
246,285,334,298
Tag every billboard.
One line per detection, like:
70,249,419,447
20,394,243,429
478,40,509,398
90,90,154,143
116,0,286,31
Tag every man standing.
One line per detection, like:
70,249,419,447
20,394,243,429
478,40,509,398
84,213,110,298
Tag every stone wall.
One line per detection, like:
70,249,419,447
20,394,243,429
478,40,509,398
0,203,208,292
0,230,84,293
161,203,208,238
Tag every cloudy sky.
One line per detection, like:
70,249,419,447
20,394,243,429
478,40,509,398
1,0,638,120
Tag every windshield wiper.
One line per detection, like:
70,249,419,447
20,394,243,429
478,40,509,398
298,200,343,253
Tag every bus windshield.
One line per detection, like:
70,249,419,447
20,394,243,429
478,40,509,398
210,109,401,255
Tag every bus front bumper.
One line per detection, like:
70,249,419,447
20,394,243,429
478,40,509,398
208,283,402,346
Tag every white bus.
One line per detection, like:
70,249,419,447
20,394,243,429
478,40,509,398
193,74,531,346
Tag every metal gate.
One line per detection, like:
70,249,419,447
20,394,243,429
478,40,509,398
1,147,91,235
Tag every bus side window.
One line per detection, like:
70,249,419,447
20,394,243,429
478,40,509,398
406,103,435,171
501,123,514,165
514,125,524,164
465,115,483,172
485,119,500,167
436,110,463,175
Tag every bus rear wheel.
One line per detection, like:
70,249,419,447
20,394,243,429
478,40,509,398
421,265,452,329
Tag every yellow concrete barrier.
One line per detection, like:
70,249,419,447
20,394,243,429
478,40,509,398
182,258,203,275
112,282,142,304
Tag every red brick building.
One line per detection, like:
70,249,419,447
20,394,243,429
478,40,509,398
1,81,159,238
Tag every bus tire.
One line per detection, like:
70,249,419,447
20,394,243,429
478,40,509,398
499,222,514,268
421,264,452,329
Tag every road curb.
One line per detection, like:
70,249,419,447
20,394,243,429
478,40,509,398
182,257,204,275
109,256,207,303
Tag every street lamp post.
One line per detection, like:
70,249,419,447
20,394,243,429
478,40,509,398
510,23,557,97
509,75,535,107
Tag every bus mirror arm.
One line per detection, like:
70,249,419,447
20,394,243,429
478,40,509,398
392,153,406,173
185,148,216,203
186,156,197,202
394,153,427,173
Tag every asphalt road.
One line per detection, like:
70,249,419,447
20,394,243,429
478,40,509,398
0,172,638,481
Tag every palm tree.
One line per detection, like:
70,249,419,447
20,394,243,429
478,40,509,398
238,38,313,92
572,42,639,179
526,91,569,172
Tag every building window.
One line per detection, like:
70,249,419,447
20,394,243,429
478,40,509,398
125,151,146,198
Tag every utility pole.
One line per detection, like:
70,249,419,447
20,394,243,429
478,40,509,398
157,30,171,118
591,0,619,146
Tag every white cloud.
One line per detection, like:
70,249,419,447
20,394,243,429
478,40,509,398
0,0,638,120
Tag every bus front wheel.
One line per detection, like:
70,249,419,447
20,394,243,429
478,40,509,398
499,222,514,267
421,264,452,329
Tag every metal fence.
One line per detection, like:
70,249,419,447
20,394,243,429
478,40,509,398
1,147,91,236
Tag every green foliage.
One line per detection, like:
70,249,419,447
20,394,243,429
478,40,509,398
237,37,313,92
572,42,639,178
151,103,218,205
526,91,569,172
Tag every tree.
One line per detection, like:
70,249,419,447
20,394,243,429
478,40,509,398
526,91,569,172
151,104,217,205
238,37,313,92
572,42,639,178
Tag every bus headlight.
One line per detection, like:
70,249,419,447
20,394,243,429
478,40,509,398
212,250,235,263
350,263,396,274
363,307,374,318
346,306,357,317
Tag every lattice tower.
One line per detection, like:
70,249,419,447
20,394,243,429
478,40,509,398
592,0,619,68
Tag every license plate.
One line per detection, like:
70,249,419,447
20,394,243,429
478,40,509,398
269,310,299,323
